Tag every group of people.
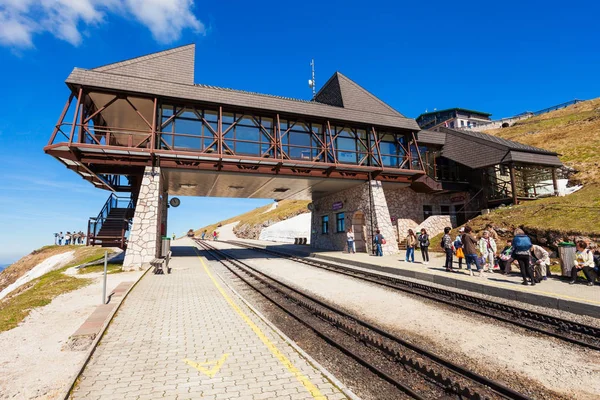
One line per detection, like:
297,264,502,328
199,230,219,241
55,231,86,246
358,223,599,287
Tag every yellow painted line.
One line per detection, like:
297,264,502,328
195,249,326,400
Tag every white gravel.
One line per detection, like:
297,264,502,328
259,212,311,244
216,243,600,400
0,251,75,300
0,270,143,400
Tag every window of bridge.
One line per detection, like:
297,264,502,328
333,127,368,165
378,133,407,168
159,105,218,152
223,112,274,157
281,120,322,161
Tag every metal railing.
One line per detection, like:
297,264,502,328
87,194,134,248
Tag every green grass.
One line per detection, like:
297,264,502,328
77,263,123,275
0,266,93,332
0,246,110,332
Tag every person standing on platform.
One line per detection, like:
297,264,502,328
373,229,384,257
441,227,454,272
346,227,355,254
405,229,417,263
65,232,71,245
570,241,596,286
512,228,535,285
419,228,430,264
201,230,206,240
462,226,481,276
478,230,497,273
58,232,63,246
454,228,464,269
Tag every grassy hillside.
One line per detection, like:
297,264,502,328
432,98,600,248
485,98,600,184
195,199,310,238
0,246,109,332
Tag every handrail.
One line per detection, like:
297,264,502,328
87,194,134,248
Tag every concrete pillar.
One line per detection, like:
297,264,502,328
123,167,163,270
368,180,400,255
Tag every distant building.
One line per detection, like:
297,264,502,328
416,108,492,130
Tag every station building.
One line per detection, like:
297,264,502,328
44,44,562,265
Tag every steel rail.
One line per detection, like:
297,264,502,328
196,240,425,399
197,240,532,400
225,240,600,352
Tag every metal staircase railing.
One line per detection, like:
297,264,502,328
87,193,134,249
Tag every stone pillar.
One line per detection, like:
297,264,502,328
123,167,163,270
369,180,399,255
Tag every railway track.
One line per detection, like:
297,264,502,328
224,240,600,352
196,239,533,400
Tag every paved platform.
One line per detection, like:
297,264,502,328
230,239,600,318
72,238,349,400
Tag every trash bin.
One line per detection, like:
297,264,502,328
558,241,576,277
161,237,171,257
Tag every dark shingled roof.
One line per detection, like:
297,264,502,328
417,129,446,146
436,127,561,168
315,72,405,117
68,45,419,131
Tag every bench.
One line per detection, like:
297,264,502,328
151,251,172,274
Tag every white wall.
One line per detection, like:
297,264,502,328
259,213,311,244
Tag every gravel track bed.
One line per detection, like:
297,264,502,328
312,256,600,329
216,244,599,400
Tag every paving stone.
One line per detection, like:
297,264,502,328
71,241,346,399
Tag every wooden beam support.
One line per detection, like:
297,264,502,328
509,163,518,205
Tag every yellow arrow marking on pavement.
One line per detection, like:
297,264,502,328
183,353,231,378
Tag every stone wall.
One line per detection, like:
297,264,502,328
385,188,469,227
310,181,399,255
123,167,164,270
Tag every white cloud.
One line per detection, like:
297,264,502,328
0,0,204,48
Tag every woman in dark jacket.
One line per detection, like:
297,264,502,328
419,228,430,264
511,228,535,285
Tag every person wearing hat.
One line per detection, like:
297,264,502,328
454,227,465,269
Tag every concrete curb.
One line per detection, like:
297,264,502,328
211,263,360,400
310,253,600,318
59,266,152,400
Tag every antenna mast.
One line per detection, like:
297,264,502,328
308,59,316,99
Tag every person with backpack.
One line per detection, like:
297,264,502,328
454,228,465,269
373,229,384,257
478,230,497,273
418,228,430,264
512,228,535,285
570,241,596,286
441,227,454,272
405,229,417,262
462,226,482,276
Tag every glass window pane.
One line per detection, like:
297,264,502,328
162,120,173,132
236,142,260,156
312,123,322,134
174,135,201,150
261,117,273,129
235,125,260,142
204,110,218,122
338,151,358,164
222,112,235,124
161,105,174,117
289,131,311,147
337,137,356,151
240,116,255,126
175,118,202,135
180,108,198,119
160,133,173,149
223,123,233,138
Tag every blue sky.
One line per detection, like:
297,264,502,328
0,0,599,263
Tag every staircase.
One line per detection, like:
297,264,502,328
88,194,134,249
